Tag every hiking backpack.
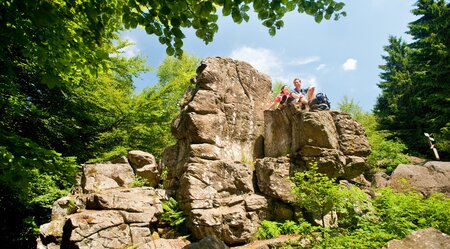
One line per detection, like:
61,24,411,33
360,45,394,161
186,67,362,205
311,92,331,110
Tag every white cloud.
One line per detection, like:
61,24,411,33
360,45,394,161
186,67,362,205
316,64,326,71
118,36,140,58
290,56,320,65
342,58,357,71
230,46,282,76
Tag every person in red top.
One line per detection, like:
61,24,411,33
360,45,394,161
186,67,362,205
267,85,290,110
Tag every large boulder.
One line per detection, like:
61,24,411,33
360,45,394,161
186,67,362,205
128,150,161,187
40,57,372,248
38,153,174,249
81,162,135,193
384,228,450,249
264,106,371,179
389,161,450,197
38,187,168,249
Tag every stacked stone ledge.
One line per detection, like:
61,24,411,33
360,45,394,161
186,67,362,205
37,151,189,249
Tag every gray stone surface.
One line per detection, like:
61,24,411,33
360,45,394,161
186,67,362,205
384,228,450,249
389,161,450,197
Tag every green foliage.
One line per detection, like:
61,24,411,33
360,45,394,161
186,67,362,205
0,130,79,207
280,220,312,235
132,175,148,187
0,130,79,247
87,54,199,162
337,96,364,120
365,130,410,174
279,185,450,248
291,163,340,227
375,0,450,159
66,200,78,215
311,226,396,249
333,184,375,230
272,80,286,98
0,0,126,88
338,97,410,174
372,188,450,236
161,197,186,228
127,54,199,159
122,0,346,57
256,220,282,239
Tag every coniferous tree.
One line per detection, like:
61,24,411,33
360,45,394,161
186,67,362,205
375,0,450,159
408,0,450,156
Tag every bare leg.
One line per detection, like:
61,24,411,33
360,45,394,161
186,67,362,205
307,87,315,101
300,97,308,105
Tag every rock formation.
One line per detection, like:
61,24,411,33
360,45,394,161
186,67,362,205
379,161,450,197
38,57,374,248
37,151,188,249
162,57,372,244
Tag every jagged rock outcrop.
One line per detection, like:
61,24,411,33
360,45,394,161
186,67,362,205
81,162,135,193
163,57,274,244
162,57,372,244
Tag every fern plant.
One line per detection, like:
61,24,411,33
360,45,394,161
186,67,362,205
132,175,148,187
256,220,281,239
161,197,186,227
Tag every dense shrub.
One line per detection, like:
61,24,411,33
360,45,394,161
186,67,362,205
264,164,450,248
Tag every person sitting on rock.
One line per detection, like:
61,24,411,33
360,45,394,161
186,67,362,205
290,78,315,109
267,85,290,110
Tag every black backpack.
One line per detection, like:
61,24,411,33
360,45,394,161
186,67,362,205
310,93,331,110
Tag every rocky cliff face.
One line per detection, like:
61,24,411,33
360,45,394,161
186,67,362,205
38,57,374,248
162,57,372,244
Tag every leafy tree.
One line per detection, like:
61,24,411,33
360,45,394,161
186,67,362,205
0,131,79,248
89,54,200,161
1,41,149,163
123,0,347,57
1,0,346,89
0,37,148,247
272,80,286,98
0,0,126,88
291,163,340,227
337,96,364,120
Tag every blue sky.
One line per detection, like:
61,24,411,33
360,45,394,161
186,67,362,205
121,0,417,111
